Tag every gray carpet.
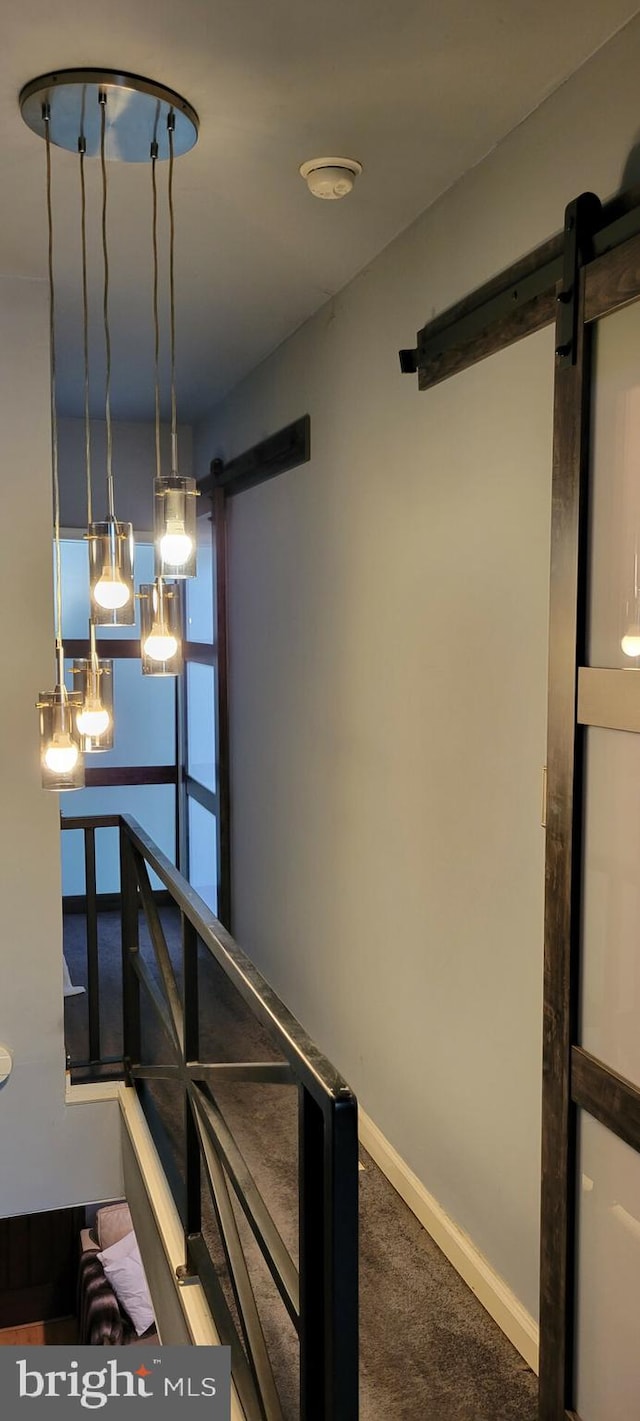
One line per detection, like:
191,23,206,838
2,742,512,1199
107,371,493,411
64,909,538,1420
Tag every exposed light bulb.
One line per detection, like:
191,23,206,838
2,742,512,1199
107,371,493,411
154,480,197,579
94,571,130,610
77,703,111,738
622,629,640,658
160,523,192,567
44,733,79,774
144,625,178,662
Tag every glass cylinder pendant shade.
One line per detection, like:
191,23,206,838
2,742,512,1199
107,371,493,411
621,554,640,661
72,658,114,752
37,687,84,791
88,517,135,625
140,580,183,676
154,476,197,579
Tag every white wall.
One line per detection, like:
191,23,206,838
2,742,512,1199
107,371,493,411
0,277,123,1216
59,417,192,530
195,16,640,1322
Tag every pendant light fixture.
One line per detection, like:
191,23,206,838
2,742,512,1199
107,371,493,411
140,580,184,675
36,107,84,791
73,133,114,751
74,661,114,742
140,138,183,677
21,71,199,768
153,114,198,580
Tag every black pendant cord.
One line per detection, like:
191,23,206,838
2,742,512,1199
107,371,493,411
99,92,115,521
79,134,99,678
151,140,165,614
151,141,162,486
44,106,65,691
168,113,178,474
79,136,92,528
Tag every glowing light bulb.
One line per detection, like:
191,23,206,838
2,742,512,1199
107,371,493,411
144,625,178,662
93,571,130,610
160,523,192,567
622,628,640,658
77,703,111,738
44,733,79,775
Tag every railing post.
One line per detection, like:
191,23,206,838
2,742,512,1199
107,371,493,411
119,821,140,1084
299,1088,359,1420
183,913,201,1241
326,1095,359,1420
299,1088,326,1420
84,826,101,1066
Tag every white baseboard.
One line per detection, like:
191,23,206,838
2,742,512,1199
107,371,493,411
358,1108,539,1374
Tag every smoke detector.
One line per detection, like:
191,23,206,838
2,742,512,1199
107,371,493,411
299,157,362,200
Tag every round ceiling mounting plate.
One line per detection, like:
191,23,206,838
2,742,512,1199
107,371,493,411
19,69,199,162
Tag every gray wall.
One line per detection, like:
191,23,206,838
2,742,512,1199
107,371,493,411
195,16,640,1320
59,417,192,530
0,277,123,1216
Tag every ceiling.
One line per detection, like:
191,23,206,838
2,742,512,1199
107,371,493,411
1,0,638,423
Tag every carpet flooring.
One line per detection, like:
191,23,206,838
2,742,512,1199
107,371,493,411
64,909,538,1421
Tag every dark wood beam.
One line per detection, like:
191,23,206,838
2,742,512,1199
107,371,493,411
185,775,218,816
213,487,231,930
406,183,640,391
584,226,640,324
184,640,218,665
64,638,141,660
572,1048,640,1155
83,764,177,787
538,202,596,1420
418,283,557,390
200,415,310,500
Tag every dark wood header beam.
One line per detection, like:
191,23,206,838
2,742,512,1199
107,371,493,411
199,415,310,501
401,183,640,391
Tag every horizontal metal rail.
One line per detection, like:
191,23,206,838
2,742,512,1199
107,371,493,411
62,814,121,830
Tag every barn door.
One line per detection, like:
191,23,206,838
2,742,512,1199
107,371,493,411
540,199,640,1419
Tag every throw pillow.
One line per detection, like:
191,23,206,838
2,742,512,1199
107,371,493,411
96,1201,133,1251
97,1230,155,1338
